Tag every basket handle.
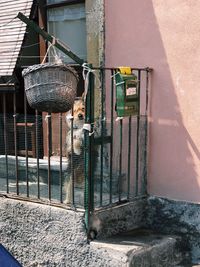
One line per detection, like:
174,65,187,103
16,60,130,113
42,37,62,64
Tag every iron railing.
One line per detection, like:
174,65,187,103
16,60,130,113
0,66,151,231
85,67,150,210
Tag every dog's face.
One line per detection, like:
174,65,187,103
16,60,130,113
73,99,85,127
66,99,85,129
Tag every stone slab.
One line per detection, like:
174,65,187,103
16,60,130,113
91,229,184,267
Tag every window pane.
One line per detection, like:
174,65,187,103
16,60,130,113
47,0,67,4
47,4,87,63
48,4,85,20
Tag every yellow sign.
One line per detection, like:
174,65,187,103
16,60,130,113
118,66,132,75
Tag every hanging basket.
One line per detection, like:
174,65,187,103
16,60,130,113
22,63,78,113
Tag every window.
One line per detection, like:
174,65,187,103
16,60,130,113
43,0,86,159
47,1,87,64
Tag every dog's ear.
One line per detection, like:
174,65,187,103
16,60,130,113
65,110,72,128
81,92,85,101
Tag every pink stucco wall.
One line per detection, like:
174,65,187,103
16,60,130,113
105,0,200,202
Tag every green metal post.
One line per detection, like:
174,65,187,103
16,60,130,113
127,116,132,199
135,70,141,196
119,119,123,202
141,69,150,195
109,70,114,204
84,65,95,234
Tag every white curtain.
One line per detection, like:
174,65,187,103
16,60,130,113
47,3,87,63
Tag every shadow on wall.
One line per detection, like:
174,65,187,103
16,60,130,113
105,0,200,202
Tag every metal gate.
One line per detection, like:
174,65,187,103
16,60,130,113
84,67,150,229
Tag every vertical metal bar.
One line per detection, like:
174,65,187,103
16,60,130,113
142,69,150,195
127,116,132,200
70,108,75,206
109,69,114,204
145,69,149,117
13,93,19,195
135,70,141,196
89,70,95,213
100,69,104,206
118,118,123,202
59,113,63,203
24,91,29,197
3,93,9,193
84,127,89,228
84,64,95,234
47,112,52,201
35,109,40,199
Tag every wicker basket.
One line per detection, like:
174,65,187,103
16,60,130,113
22,63,78,113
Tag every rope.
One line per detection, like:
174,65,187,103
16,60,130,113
41,37,63,65
82,63,101,103
42,38,56,64
83,123,95,136
21,42,40,48
45,114,51,123
116,117,123,121
81,63,102,136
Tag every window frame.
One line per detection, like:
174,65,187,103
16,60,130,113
46,0,85,9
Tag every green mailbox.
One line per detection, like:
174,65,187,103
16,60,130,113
115,67,139,117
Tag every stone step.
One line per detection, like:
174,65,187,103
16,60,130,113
91,229,189,267
175,263,200,267
176,264,200,267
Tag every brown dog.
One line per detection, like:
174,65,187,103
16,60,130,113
64,98,85,204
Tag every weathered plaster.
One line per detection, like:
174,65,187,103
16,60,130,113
85,0,104,67
92,197,147,238
85,0,105,119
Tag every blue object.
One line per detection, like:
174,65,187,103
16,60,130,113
0,244,22,267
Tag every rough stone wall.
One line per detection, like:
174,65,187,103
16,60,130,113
0,197,123,267
92,197,147,238
146,196,200,263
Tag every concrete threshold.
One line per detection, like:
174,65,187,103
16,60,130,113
91,229,185,267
